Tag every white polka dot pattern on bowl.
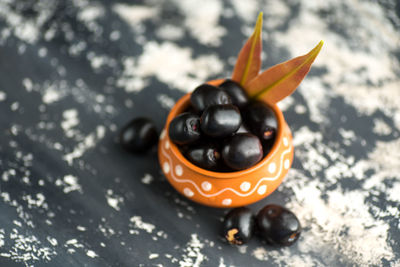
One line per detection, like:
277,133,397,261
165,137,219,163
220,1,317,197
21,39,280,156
240,182,251,192
283,137,289,147
268,162,276,173
160,129,166,140
175,165,183,176
201,181,212,191
183,188,194,197
284,159,290,169
222,199,232,206
163,162,170,174
257,185,267,195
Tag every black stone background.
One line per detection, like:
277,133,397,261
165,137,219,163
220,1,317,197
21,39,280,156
0,0,399,266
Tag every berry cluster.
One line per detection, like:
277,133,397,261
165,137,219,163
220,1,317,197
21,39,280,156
222,204,301,246
168,79,277,172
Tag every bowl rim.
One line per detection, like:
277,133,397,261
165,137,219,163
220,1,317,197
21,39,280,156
165,79,286,179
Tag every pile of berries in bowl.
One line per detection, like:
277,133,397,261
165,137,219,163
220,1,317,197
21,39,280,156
158,78,294,208
169,79,277,172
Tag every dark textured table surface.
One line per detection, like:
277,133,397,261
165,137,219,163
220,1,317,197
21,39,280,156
1,0,400,266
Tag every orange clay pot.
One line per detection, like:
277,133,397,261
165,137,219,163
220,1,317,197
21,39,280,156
158,80,293,208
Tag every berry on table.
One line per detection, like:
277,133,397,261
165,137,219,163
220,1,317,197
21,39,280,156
168,112,201,145
256,204,301,246
119,117,158,153
222,207,255,245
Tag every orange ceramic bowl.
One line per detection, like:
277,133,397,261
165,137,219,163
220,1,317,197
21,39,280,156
158,80,293,208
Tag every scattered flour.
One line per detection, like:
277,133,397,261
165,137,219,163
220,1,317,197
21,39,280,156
178,234,206,267
46,237,58,247
0,229,57,264
113,4,158,32
43,87,61,104
63,126,106,165
117,42,223,93
55,175,82,194
0,229,4,247
280,125,397,266
76,226,87,232
22,193,47,209
86,250,98,258
149,253,159,259
156,94,175,110
141,173,154,185
61,109,79,137
274,0,400,124
106,189,123,211
0,91,6,101
373,118,392,136
78,5,104,22
130,216,155,234
156,24,184,41
64,238,86,255
0,1,56,44
171,0,226,46
231,0,258,23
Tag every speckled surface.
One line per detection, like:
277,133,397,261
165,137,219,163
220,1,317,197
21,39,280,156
0,0,399,266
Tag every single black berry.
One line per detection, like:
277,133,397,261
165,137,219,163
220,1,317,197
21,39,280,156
262,138,275,158
190,84,231,112
169,112,201,145
219,79,249,109
200,104,242,138
185,143,221,170
222,133,263,171
222,207,255,245
243,101,277,141
256,204,301,246
119,117,158,153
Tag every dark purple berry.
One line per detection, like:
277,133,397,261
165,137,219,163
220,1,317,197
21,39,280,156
169,113,201,145
185,143,221,170
223,207,255,245
219,79,249,108
222,133,263,171
190,84,231,112
262,138,275,157
256,204,301,246
243,101,277,141
201,104,242,138
119,117,158,153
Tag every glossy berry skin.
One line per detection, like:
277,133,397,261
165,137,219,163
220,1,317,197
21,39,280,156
219,79,249,109
190,84,231,112
243,101,277,141
256,204,301,246
262,138,275,158
201,104,242,138
185,143,221,170
222,133,263,171
119,117,158,153
223,207,255,245
169,112,201,145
